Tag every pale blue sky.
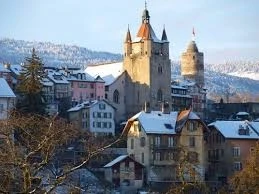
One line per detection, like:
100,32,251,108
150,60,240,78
0,0,259,63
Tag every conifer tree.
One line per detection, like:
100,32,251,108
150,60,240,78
16,48,46,115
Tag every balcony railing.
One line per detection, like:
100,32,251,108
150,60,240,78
151,144,177,150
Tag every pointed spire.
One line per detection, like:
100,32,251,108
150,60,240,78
142,0,150,24
125,25,132,43
161,25,168,41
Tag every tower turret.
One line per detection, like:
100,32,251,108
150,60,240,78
181,28,204,86
124,26,132,57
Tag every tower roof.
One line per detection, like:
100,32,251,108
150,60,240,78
161,27,168,42
187,41,199,52
125,27,132,43
135,6,160,42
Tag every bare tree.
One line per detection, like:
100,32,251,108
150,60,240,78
0,112,124,193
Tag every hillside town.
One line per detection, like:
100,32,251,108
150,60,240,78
0,3,259,194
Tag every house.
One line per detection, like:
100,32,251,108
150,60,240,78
122,103,208,185
0,63,13,88
103,155,144,190
66,69,105,104
171,83,192,112
67,99,116,136
207,120,259,183
0,78,16,119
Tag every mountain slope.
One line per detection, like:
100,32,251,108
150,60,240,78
1,38,259,102
0,38,122,68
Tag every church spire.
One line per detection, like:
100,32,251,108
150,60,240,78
142,1,150,24
125,25,132,43
161,25,168,41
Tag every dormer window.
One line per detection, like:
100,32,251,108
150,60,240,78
238,125,250,135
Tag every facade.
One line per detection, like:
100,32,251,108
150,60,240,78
0,78,16,119
122,106,208,184
68,100,115,136
171,83,192,111
171,79,206,119
207,120,259,182
207,101,259,122
66,69,105,104
181,38,204,87
104,155,144,190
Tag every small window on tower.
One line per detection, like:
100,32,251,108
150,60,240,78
193,56,195,60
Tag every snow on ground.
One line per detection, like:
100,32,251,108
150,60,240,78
228,71,259,81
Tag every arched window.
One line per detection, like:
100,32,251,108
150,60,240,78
157,89,163,102
113,90,119,104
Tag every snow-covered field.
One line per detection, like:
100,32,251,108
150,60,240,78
228,72,259,81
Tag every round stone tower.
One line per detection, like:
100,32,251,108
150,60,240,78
181,35,204,87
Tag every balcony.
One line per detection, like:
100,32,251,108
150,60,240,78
151,144,177,150
208,155,220,162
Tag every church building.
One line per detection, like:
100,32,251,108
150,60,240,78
86,6,172,123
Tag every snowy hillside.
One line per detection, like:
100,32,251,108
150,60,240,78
0,38,122,68
1,38,258,102
171,62,259,102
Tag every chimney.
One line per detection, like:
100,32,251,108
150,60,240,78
144,101,151,113
162,102,170,114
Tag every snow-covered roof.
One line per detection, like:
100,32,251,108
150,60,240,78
171,85,187,90
104,155,128,168
47,70,69,84
41,78,54,87
67,72,95,82
0,64,11,73
188,112,200,120
0,78,16,98
67,100,98,112
171,93,192,98
250,122,259,134
10,64,22,76
208,121,259,139
85,62,123,85
236,112,249,116
130,111,178,134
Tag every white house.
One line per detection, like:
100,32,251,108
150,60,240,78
68,99,116,136
0,78,16,119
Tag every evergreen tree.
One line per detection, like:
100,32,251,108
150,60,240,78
16,48,46,115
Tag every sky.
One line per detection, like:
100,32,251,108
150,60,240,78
0,0,259,64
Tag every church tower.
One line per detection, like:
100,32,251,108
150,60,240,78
181,29,204,87
123,5,171,117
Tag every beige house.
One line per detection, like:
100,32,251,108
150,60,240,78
122,105,208,184
104,155,144,190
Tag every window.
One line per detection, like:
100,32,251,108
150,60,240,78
97,112,101,118
104,113,107,118
140,137,145,147
233,162,242,171
141,153,145,163
250,147,255,156
158,65,163,74
189,137,195,147
155,152,161,161
130,138,134,149
232,147,240,157
97,122,101,128
188,122,194,131
113,90,119,104
99,103,106,110
168,137,174,147
157,89,163,102
103,122,107,128
155,136,161,147
108,113,112,118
